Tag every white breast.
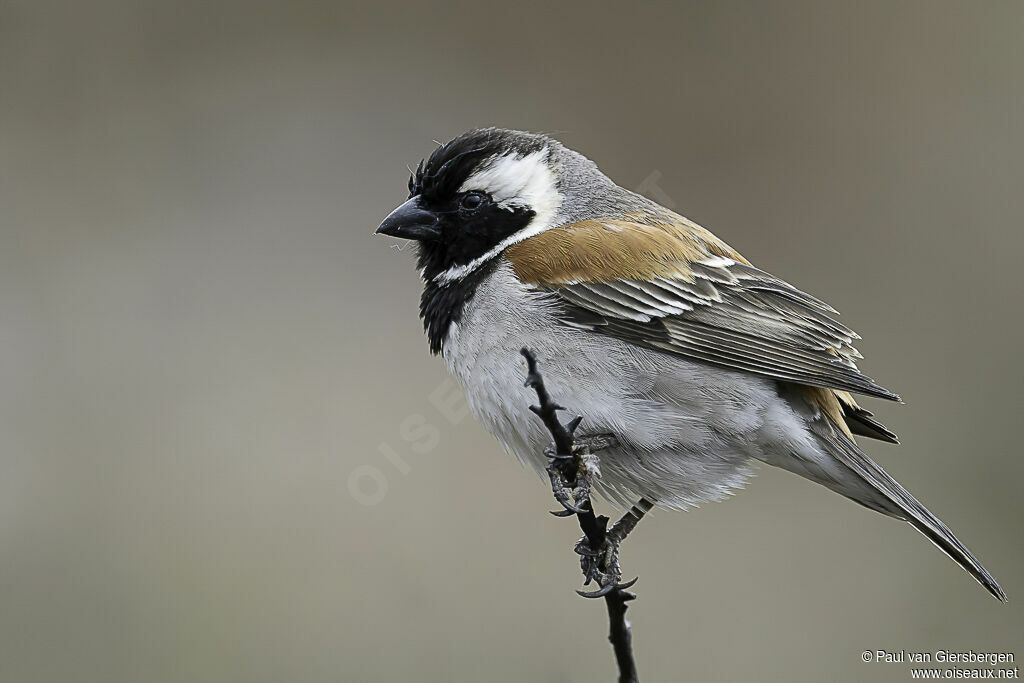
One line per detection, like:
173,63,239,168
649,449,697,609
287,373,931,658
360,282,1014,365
438,259,780,510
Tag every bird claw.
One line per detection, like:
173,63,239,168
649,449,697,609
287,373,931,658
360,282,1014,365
576,576,638,599
577,583,616,598
550,499,587,515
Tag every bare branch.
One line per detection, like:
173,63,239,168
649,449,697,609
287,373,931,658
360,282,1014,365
520,348,644,683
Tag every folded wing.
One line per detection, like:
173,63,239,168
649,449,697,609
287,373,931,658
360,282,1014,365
506,212,901,403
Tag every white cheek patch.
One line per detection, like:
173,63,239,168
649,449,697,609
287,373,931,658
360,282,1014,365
459,149,558,214
433,149,562,285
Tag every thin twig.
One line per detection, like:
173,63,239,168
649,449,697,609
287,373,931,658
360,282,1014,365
520,348,640,683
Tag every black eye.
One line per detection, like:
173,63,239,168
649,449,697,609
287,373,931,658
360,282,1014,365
459,191,487,212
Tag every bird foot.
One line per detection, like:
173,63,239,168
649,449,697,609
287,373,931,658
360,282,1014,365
574,498,652,598
574,529,639,598
544,435,615,517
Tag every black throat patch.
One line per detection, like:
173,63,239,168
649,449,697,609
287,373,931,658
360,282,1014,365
417,249,501,354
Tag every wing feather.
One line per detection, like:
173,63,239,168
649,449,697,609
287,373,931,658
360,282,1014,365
507,213,901,402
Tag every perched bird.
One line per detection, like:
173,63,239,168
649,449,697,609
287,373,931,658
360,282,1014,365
375,127,1005,601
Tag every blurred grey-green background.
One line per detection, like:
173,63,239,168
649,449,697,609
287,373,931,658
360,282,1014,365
2,1,1022,681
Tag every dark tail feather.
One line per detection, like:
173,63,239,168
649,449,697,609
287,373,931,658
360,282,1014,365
820,422,1006,602
842,405,900,444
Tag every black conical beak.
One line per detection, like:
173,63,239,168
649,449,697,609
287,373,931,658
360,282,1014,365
375,197,441,241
